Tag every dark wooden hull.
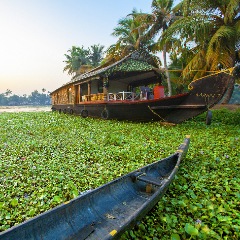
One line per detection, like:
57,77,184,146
0,137,190,240
52,72,232,123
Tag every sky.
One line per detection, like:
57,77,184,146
0,1,162,96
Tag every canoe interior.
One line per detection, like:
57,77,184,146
0,137,190,240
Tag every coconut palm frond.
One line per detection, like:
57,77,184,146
161,15,209,44
206,25,236,69
182,49,207,80
152,0,174,12
189,65,208,81
225,0,240,24
133,13,155,25
111,18,134,38
112,27,131,38
194,17,214,43
142,15,164,42
235,16,240,39
171,0,184,14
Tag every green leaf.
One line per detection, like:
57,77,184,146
201,225,210,234
53,196,61,203
72,189,79,198
10,198,18,207
207,204,214,210
29,209,35,216
130,230,135,238
161,216,167,222
185,223,199,236
171,233,181,240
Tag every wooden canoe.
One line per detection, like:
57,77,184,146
0,136,190,240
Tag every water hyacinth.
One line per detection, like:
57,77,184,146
0,109,240,239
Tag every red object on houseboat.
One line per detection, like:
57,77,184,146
153,85,164,99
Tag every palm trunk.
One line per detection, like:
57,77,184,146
221,77,235,104
163,45,172,96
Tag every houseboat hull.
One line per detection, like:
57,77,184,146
52,94,189,122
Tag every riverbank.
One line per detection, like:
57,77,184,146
0,105,51,113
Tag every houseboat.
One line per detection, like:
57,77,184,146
51,51,233,123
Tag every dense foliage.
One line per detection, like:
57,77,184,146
63,44,105,75
0,110,239,239
0,90,50,106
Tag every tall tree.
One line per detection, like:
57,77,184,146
63,46,90,75
5,89,12,97
162,0,240,102
131,0,176,96
106,9,153,62
89,44,105,67
63,45,105,75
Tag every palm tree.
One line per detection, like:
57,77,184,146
131,0,176,96
105,9,153,62
89,44,105,67
63,46,79,75
64,45,106,76
161,0,240,102
63,46,90,75
5,89,12,97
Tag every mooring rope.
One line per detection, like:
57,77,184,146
167,67,235,75
187,67,236,90
147,105,166,122
167,67,235,77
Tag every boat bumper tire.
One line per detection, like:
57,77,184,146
81,109,88,118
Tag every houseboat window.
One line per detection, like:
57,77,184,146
68,88,72,103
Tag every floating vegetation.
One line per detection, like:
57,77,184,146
0,110,239,239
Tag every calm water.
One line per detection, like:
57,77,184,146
0,106,51,113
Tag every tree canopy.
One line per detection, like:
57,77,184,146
105,9,154,62
0,89,51,106
63,0,240,102
63,44,105,76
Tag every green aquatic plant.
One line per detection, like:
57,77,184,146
0,109,239,239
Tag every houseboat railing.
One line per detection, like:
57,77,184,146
107,91,140,101
81,91,147,102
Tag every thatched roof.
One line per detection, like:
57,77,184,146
51,51,165,94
